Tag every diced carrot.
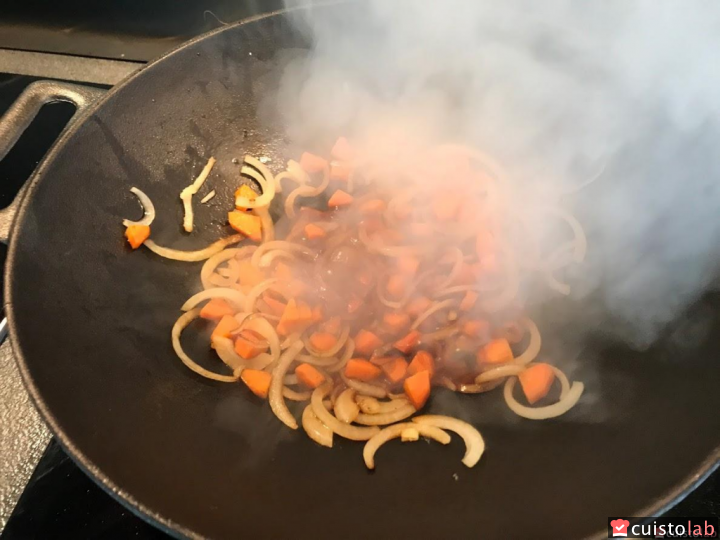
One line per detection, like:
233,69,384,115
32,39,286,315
385,274,406,299
383,312,410,333
312,305,324,323
125,224,150,249
347,295,362,314
309,331,337,352
304,223,326,239
462,319,489,339
327,189,353,208
459,291,478,312
406,296,432,317
518,363,556,405
321,316,342,335
404,370,431,409
354,330,383,356
476,230,495,257
408,350,435,378
241,369,272,398
234,184,257,200
211,315,240,341
409,222,433,237
298,301,313,322
277,298,300,337
330,163,352,182
345,359,382,381
295,363,326,388
228,210,262,241
274,261,293,281
394,330,420,354
477,338,514,366
238,259,265,287
200,298,235,321
331,136,354,161
359,199,386,215
262,293,287,316
234,334,268,359
382,357,408,383
432,194,462,221
397,256,419,276
370,355,398,366
299,152,328,173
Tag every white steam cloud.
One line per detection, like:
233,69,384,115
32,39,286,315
271,0,720,348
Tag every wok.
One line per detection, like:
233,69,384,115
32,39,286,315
1,5,719,539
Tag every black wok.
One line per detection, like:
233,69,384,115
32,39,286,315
2,6,719,540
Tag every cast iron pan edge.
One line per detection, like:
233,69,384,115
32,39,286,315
3,6,720,540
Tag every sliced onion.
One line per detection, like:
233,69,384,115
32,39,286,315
334,389,359,423
245,154,280,193
284,185,316,219
286,159,311,184
144,235,243,262
244,279,278,313
254,205,275,242
475,364,525,385
504,377,584,420
181,157,216,232
250,241,316,268
412,415,485,468
123,187,156,227
433,285,480,298
200,246,256,290
241,317,281,371
303,325,350,358
302,405,333,447
181,288,245,311
235,161,276,209
411,299,455,330
172,308,237,383
283,386,312,401
326,338,355,373
539,207,587,263
269,341,304,429
211,336,245,371
200,189,216,204
311,384,380,441
401,428,419,442
513,318,542,365
258,249,295,268
355,403,416,426
434,248,464,291
341,374,386,398
280,331,302,351
363,422,450,470
356,396,409,414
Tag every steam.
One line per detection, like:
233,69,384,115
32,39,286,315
272,0,720,348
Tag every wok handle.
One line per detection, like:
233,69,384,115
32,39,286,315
0,81,106,244
0,81,105,347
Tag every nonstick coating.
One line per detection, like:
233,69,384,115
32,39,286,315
6,6,720,540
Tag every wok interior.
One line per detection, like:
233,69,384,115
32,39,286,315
7,6,720,539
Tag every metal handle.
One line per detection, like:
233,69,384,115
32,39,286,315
0,81,106,347
0,81,106,243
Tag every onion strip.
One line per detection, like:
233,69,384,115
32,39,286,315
171,308,237,383
181,157,216,232
181,288,245,311
355,403,416,426
311,384,380,441
269,341,304,429
504,378,584,420
363,422,450,470
123,187,156,227
412,415,485,468
302,405,333,447
144,235,243,262
334,389,359,423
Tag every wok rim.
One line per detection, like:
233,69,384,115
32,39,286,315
4,7,719,540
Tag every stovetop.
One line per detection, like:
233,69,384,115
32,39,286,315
0,4,718,539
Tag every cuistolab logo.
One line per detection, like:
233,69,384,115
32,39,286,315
610,519,631,537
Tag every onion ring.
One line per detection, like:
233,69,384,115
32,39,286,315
144,235,243,262
363,422,450,470
412,415,485,468
123,187,156,227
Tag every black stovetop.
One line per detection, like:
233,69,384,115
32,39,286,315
0,6,719,539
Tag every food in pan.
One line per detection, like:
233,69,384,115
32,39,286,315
122,138,585,469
